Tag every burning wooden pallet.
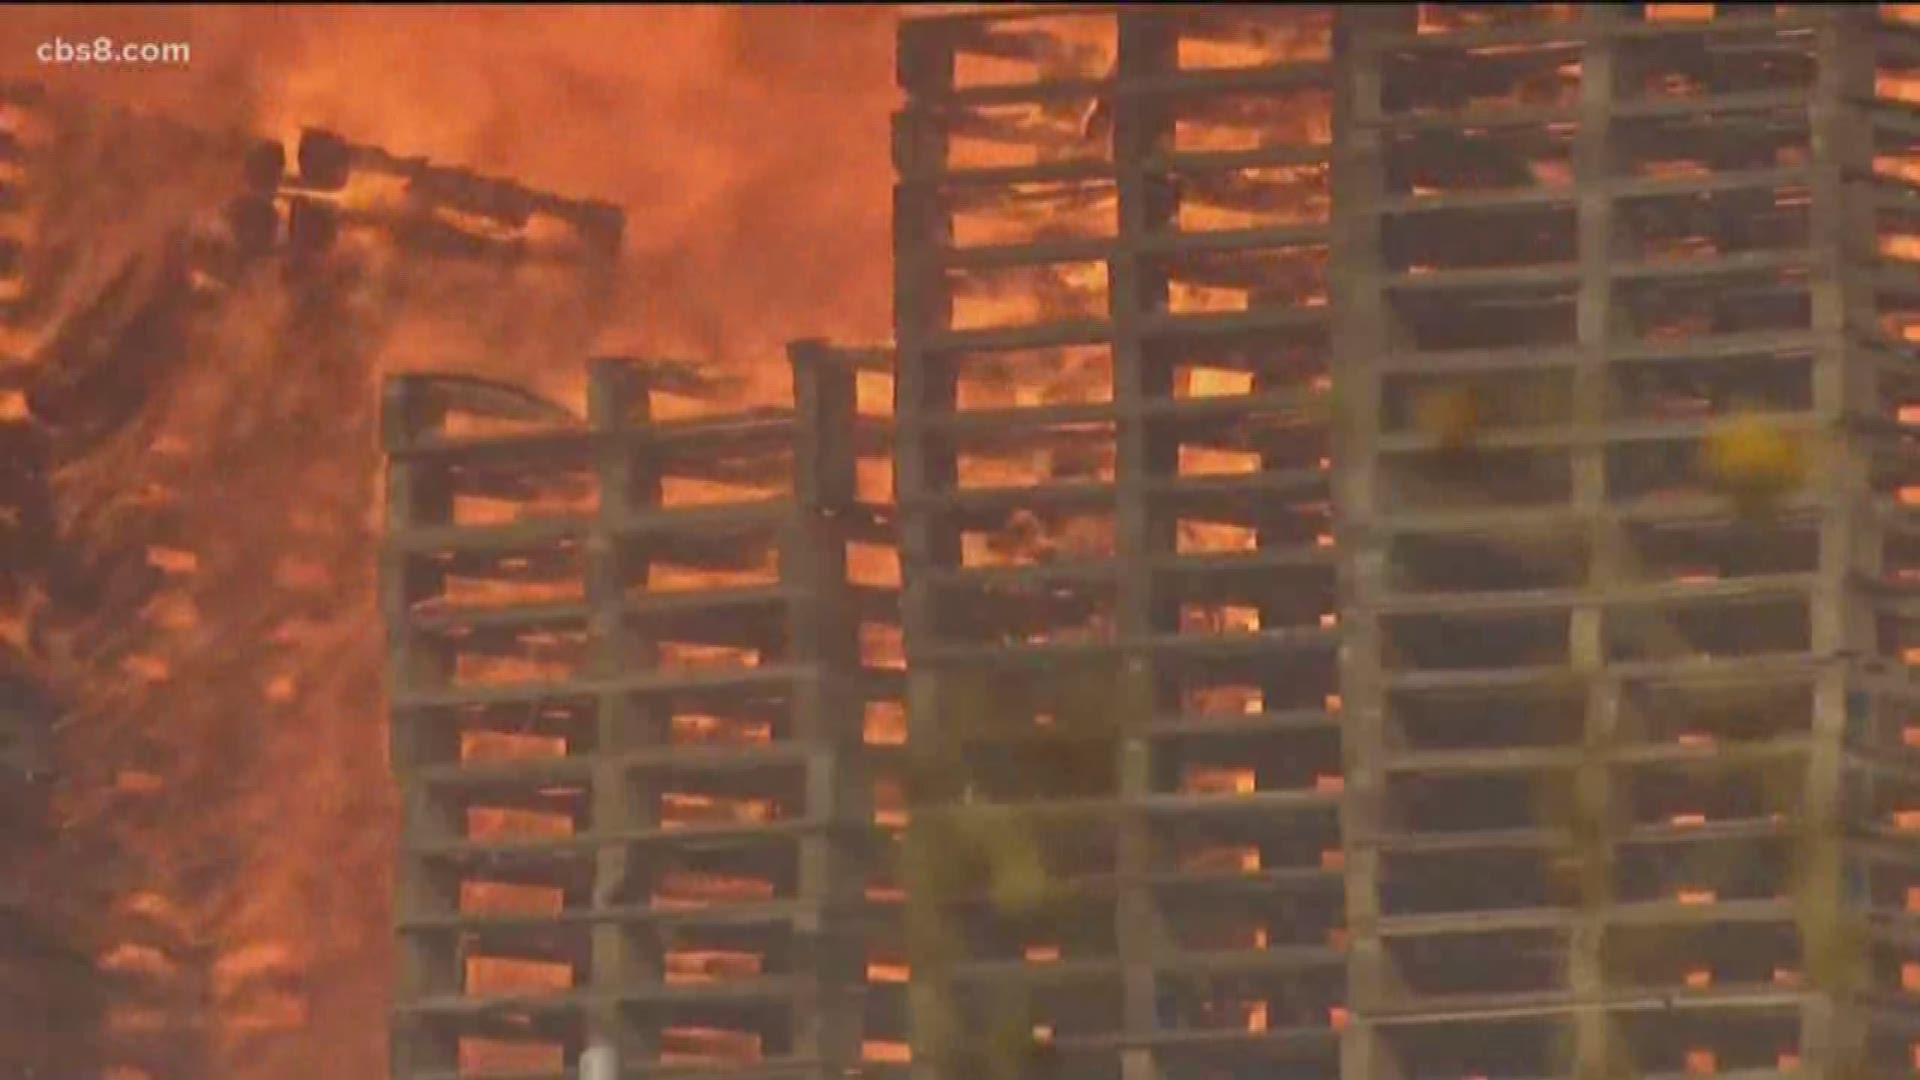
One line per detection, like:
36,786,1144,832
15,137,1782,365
382,347,897,1080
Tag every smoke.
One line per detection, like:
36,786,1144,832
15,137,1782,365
255,7,898,402
6,7,901,1079
8,5,899,395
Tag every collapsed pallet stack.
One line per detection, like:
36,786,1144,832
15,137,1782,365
382,347,899,1080
1,79,627,1080
0,80,121,1080
0,653,85,1080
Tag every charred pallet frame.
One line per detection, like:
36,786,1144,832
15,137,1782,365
894,7,1349,1080
1334,5,1920,1080
382,346,898,1080
893,4,1920,1080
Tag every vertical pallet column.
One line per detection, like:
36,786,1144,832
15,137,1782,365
1805,8,1888,1074
796,339,905,1074
1571,9,1620,1076
1338,4,1605,1076
585,358,657,1070
1855,7,1920,1072
785,341,869,1078
1102,7,1353,1073
886,36,961,1077
890,10,1138,1073
889,17,956,827
1599,8,1831,1076
380,375,459,1080
1110,14,1174,1080
1328,10,1391,1080
383,371,608,1080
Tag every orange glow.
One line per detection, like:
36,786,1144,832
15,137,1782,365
1321,848,1345,870
462,731,567,762
653,871,774,908
1897,809,1920,830
1678,888,1717,905
1181,602,1262,635
1884,233,1920,261
1188,767,1258,796
1024,944,1061,963
465,956,572,995
672,713,773,745
865,701,907,746
460,881,564,916
848,541,902,587
648,560,778,593
1328,1005,1349,1031
660,791,779,827
1639,160,1714,181
1181,9,1331,68
145,546,200,575
1880,72,1920,106
863,1040,911,1064
1184,367,1255,399
466,806,575,839
1684,968,1712,989
1672,813,1707,827
1174,88,1331,153
665,949,762,985
0,9,903,1064
1187,846,1262,874
1685,1048,1717,1075
1178,520,1257,554
660,1026,761,1066
1647,5,1715,23
950,262,1109,332
115,771,165,794
1179,445,1263,477
861,621,907,670
459,1040,562,1075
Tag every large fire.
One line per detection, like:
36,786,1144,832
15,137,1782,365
2,8,894,1080
16,4,1911,1078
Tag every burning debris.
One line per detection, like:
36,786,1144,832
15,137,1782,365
2,79,621,1080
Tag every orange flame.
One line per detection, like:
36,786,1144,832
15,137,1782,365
3,8,898,1080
